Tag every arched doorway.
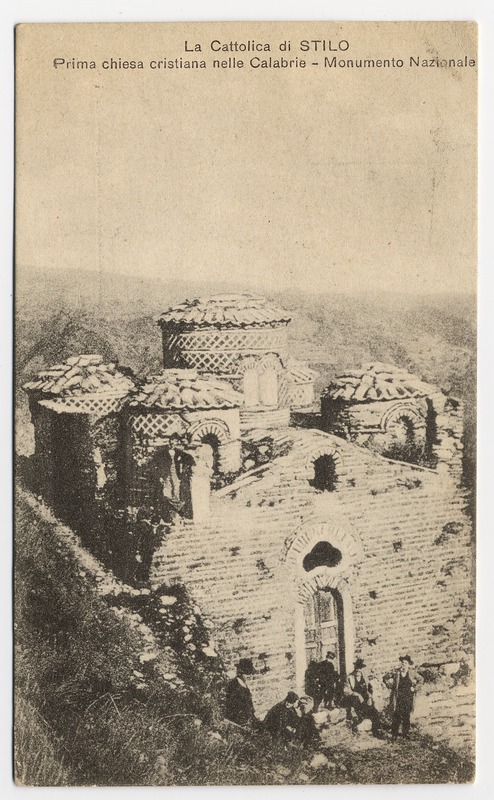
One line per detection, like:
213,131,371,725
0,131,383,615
303,588,346,678
287,519,362,690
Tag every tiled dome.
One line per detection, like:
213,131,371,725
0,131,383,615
158,293,291,329
23,354,135,397
324,362,438,403
129,369,243,411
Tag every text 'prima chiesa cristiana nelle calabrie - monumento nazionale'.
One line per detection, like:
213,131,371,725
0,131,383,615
52,38,477,71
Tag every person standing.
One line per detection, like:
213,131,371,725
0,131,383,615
224,658,260,729
318,650,340,708
135,505,165,582
343,658,380,736
384,655,417,740
304,660,323,711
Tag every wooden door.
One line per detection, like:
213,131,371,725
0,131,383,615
303,589,345,675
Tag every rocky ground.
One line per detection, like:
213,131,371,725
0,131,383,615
304,709,474,784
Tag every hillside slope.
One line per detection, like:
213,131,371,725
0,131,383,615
15,488,474,785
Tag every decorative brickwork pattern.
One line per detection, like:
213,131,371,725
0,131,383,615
161,328,289,373
380,402,427,434
187,418,231,445
130,413,187,440
22,295,473,756
39,394,125,416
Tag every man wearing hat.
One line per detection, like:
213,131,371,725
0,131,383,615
224,658,260,729
343,658,380,736
263,691,300,743
318,650,340,709
383,655,417,740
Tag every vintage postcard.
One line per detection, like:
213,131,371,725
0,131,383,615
14,21,477,785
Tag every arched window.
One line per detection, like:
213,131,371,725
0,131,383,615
384,413,425,464
310,454,337,492
200,433,221,475
391,415,416,448
303,541,343,571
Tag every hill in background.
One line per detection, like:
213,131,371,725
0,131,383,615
15,266,476,478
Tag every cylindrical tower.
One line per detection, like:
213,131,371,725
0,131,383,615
158,293,291,374
158,294,294,428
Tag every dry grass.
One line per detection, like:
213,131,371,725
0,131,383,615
13,493,290,785
14,694,70,786
14,489,474,786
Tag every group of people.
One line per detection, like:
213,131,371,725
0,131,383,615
345,654,418,740
224,652,418,746
224,658,321,748
304,650,341,711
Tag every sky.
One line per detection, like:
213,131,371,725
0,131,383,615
15,21,477,295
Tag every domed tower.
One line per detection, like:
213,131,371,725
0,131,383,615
321,362,464,480
23,354,135,521
158,293,314,428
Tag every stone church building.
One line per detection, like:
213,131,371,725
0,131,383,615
23,293,474,748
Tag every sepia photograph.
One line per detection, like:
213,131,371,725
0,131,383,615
13,18,477,787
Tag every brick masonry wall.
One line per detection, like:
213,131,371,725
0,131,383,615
322,393,465,482
184,408,241,444
240,407,291,430
150,427,474,753
431,396,464,484
321,396,428,452
49,413,96,526
90,413,124,508
287,381,315,409
124,407,242,506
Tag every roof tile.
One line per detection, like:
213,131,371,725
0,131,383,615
23,354,135,399
129,369,243,411
158,293,291,329
325,362,440,403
